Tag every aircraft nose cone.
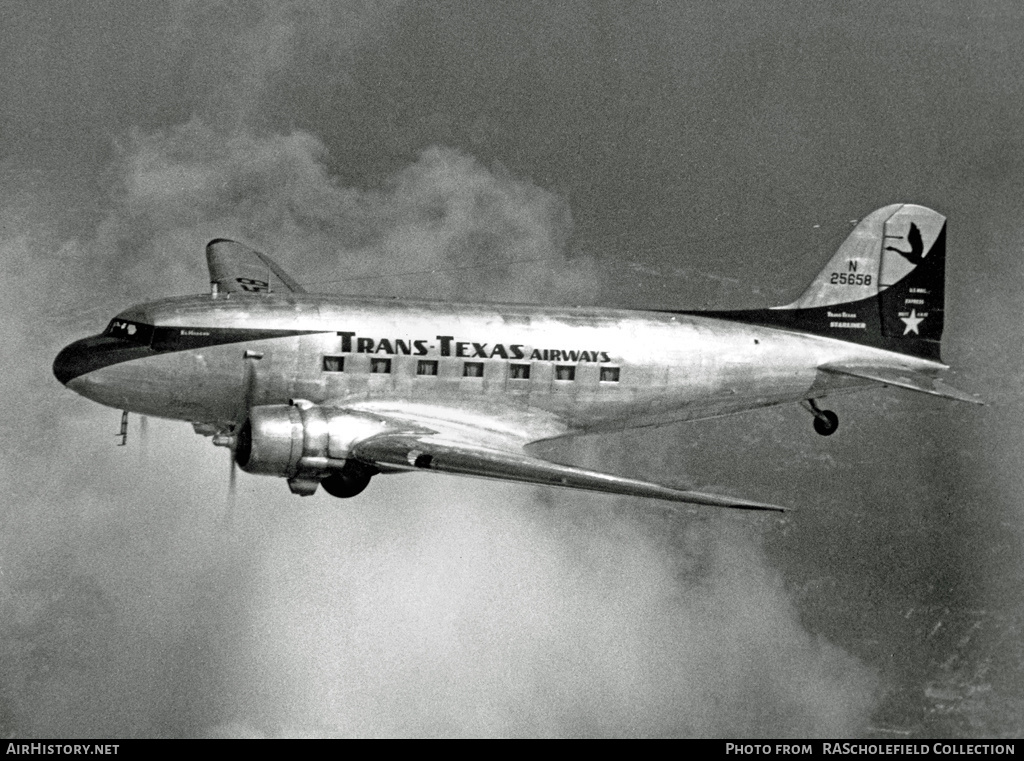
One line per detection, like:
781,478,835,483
53,338,93,385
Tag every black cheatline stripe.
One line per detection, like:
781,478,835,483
149,326,325,352
55,328,328,384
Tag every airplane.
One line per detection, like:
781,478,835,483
53,204,981,512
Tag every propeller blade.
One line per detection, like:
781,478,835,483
226,447,237,525
238,351,261,423
138,415,149,461
228,449,237,496
221,349,262,525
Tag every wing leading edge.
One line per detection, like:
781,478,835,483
352,428,787,512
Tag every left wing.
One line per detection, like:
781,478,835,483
206,238,306,295
346,413,787,512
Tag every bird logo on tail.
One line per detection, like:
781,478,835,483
885,222,926,265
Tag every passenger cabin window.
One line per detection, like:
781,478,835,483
509,363,530,380
600,366,620,382
463,362,484,378
322,356,344,372
555,365,576,381
417,359,438,376
370,357,392,374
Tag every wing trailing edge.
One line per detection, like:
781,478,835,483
352,433,787,512
820,364,984,404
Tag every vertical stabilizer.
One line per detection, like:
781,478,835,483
206,239,306,296
780,204,946,315
692,205,949,361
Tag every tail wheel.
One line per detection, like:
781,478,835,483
321,463,375,498
813,409,839,436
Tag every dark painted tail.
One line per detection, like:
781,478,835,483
702,204,948,361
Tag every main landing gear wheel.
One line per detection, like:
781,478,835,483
803,399,839,436
812,409,839,436
320,464,375,498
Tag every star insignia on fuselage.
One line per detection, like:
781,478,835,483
900,309,924,335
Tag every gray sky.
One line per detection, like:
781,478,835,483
1,0,1021,737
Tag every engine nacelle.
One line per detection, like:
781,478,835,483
235,402,388,479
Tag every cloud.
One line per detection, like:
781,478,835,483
70,119,593,305
204,486,875,737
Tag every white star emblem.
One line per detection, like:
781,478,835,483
900,309,924,335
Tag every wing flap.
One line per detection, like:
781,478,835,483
353,433,787,512
821,364,983,404
206,238,306,295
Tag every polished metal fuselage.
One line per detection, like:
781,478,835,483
64,292,944,438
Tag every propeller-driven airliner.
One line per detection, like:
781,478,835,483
53,204,980,511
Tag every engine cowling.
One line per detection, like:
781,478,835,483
235,402,388,479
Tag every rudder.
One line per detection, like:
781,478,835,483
877,205,945,344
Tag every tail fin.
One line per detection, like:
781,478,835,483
696,204,948,361
206,238,306,296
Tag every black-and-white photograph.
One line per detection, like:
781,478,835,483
2,1,1020,739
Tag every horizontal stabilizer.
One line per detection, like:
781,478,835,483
820,364,983,404
353,433,787,512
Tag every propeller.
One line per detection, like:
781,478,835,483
138,415,148,460
221,350,263,522
226,445,237,526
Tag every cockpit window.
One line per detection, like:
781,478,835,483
103,319,154,345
